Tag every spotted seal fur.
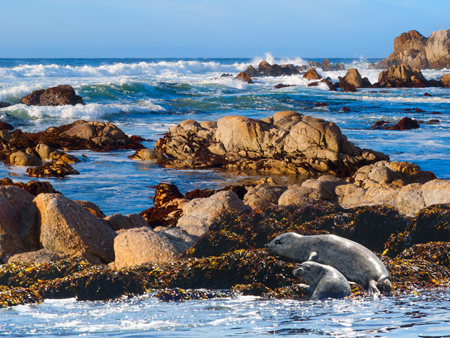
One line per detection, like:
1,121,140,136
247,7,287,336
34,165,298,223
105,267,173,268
267,232,391,294
293,259,351,300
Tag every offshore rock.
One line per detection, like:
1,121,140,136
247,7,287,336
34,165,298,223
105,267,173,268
374,29,450,69
376,64,432,88
236,72,253,84
10,151,42,167
129,148,166,161
0,120,143,174
440,74,450,87
153,112,388,178
343,68,371,88
338,76,357,92
303,68,322,80
244,61,300,77
26,160,80,178
34,193,117,264
0,102,12,109
22,85,84,106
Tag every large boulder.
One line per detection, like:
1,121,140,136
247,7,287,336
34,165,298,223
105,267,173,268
34,194,117,264
22,85,84,106
421,180,450,207
10,151,42,167
177,191,248,236
0,186,40,261
343,68,371,88
104,213,149,231
113,227,196,269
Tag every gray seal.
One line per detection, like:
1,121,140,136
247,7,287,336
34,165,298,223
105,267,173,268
267,232,391,294
293,260,351,300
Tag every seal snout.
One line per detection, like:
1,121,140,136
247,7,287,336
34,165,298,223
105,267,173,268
293,266,303,277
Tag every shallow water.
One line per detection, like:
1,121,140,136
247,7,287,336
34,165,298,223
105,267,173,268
1,289,450,337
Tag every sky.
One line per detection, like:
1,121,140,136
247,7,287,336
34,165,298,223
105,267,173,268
1,0,449,58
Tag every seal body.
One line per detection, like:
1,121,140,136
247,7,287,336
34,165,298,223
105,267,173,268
267,232,391,294
293,261,351,300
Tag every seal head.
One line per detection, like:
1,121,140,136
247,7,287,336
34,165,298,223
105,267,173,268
293,260,351,300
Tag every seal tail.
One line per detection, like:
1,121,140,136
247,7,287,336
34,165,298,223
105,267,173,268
377,277,392,295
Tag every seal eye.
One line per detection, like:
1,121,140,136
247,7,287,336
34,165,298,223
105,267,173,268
305,266,311,271
275,240,282,245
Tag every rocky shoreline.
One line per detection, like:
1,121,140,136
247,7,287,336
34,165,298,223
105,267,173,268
1,107,450,306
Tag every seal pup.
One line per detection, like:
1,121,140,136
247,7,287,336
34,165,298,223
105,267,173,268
293,259,351,300
267,232,391,295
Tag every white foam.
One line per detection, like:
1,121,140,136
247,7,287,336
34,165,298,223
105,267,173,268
0,60,250,79
5,100,165,122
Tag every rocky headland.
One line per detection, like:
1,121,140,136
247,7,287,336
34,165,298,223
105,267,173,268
373,29,450,69
1,109,450,306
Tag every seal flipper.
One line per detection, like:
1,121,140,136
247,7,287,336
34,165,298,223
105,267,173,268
308,252,318,261
377,277,392,295
368,279,381,295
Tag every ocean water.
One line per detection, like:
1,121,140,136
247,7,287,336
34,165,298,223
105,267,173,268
1,289,450,337
1,56,450,336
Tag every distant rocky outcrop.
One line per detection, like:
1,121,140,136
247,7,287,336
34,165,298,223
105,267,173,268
22,85,84,106
242,59,345,79
244,61,300,77
149,111,388,178
374,64,439,88
373,29,450,69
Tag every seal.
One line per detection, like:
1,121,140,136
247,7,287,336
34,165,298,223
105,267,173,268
293,260,351,300
267,232,391,294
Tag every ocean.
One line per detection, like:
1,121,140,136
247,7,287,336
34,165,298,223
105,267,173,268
0,56,449,336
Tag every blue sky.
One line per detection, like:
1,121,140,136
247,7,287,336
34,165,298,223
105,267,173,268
1,0,449,58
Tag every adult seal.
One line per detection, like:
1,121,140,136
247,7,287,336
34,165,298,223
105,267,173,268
267,232,391,294
293,259,351,300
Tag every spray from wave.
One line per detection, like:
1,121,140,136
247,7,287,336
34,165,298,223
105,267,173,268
250,53,307,67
